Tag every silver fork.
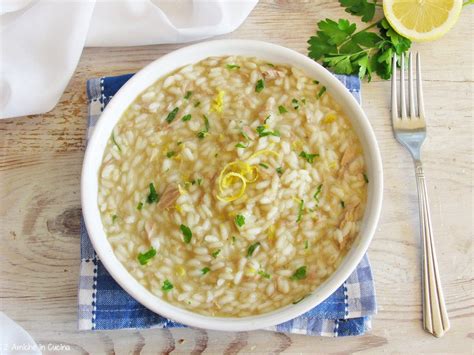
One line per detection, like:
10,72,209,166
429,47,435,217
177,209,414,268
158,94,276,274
391,52,449,337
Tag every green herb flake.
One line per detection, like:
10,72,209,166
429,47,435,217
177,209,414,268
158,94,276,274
292,294,310,304
363,173,369,183
240,129,251,141
197,115,210,139
180,224,192,244
296,199,304,223
247,242,261,257
257,270,271,279
111,214,118,223
256,125,280,138
184,91,193,100
235,214,245,228
194,100,201,108
304,240,309,249
211,249,221,258
235,142,248,149
263,115,271,124
278,105,288,114
266,63,275,67
177,141,183,146
292,98,300,110
255,79,265,93
299,151,319,164
147,183,159,204
259,163,269,169
182,114,192,122
226,64,240,70
313,184,323,203
290,266,307,280
276,167,283,175
313,80,320,84
166,151,176,158
111,132,122,152
138,247,156,265
197,178,203,186
340,200,345,208
301,98,306,105
165,107,179,124
201,267,210,275
161,279,174,292
232,236,237,243
137,202,144,210
317,86,327,99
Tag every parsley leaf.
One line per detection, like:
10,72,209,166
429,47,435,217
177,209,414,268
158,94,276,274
180,224,192,244
256,125,280,137
194,100,201,107
278,105,288,114
137,202,144,210
276,167,283,175
235,214,245,227
299,151,319,164
292,98,299,110
182,114,192,122
259,163,269,169
290,266,307,280
247,242,261,257
184,91,193,100
340,200,345,208
296,199,304,223
226,64,240,69
197,115,210,139
255,79,265,93
138,247,156,265
339,0,376,23
162,279,173,292
111,214,118,223
235,142,249,149
317,86,327,98
314,184,323,203
147,183,159,203
363,173,369,183
201,267,210,275
165,107,179,124
257,270,271,279
166,151,176,158
211,249,221,258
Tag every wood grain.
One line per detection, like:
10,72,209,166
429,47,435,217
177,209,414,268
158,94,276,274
1,1,473,353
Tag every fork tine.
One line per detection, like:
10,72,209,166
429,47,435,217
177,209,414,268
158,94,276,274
400,53,407,118
391,53,398,121
408,52,416,118
416,53,425,118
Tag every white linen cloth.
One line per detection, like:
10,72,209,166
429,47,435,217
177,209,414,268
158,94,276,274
0,0,258,119
0,312,41,355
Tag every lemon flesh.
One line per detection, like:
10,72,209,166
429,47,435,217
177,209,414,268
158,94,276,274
383,0,462,42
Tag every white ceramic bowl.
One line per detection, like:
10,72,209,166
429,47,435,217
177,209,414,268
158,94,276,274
81,39,383,331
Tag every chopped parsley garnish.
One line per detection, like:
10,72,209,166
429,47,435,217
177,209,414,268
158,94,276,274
296,199,304,223
340,200,345,208
197,115,210,139
235,142,249,149
165,107,179,124
147,183,159,204
137,202,143,210
111,214,118,223
313,184,323,203
276,167,283,175
301,98,306,104
256,125,280,137
363,173,369,183
263,115,271,124
292,98,299,110
232,236,237,243
278,105,288,114
290,266,307,280
299,151,319,164
259,163,269,169
240,129,251,141
211,249,221,258
313,80,320,84
177,141,183,145
317,86,327,99
162,279,173,292
197,178,203,186
247,242,261,257
257,270,271,279
255,79,265,93
181,114,192,122
292,294,309,304
194,100,201,107
201,267,210,275
111,132,122,152
235,214,245,228
226,64,240,69
266,63,275,67
180,224,192,244
184,91,193,100
304,240,309,249
166,151,176,158
138,247,156,265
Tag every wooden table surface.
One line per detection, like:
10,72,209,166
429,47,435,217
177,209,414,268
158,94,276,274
1,1,473,354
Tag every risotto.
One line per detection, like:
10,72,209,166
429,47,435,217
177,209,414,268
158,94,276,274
98,56,368,317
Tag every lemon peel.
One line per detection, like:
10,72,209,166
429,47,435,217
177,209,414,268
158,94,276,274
216,172,247,202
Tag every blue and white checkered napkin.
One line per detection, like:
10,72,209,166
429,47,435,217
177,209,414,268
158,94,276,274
78,73,377,336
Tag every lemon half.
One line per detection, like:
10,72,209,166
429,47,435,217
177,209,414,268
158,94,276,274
383,0,463,42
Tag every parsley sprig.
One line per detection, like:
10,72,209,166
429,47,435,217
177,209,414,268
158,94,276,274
307,1,411,81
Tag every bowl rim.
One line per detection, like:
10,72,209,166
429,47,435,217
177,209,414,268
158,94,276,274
81,39,383,331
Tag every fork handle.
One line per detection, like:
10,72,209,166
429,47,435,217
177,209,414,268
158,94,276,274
415,160,450,337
